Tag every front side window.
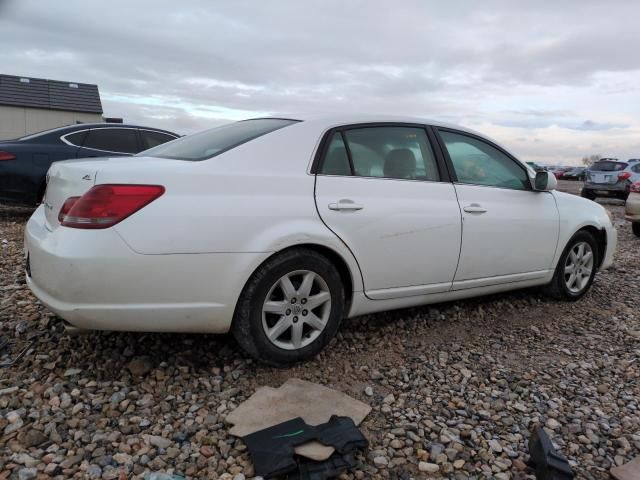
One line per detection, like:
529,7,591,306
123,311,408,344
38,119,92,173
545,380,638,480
320,126,439,181
141,118,298,161
83,128,139,154
439,130,529,190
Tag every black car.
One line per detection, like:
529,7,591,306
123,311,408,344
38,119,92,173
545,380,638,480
562,166,587,181
0,123,179,205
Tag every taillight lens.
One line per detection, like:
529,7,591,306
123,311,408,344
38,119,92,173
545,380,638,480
630,182,640,193
60,184,165,229
58,196,80,223
619,172,632,181
0,151,15,161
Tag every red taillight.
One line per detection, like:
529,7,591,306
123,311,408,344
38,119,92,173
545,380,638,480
631,182,640,193
58,196,80,223
0,150,15,161
619,172,632,181
60,184,165,229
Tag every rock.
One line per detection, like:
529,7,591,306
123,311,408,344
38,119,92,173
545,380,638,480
418,462,440,473
546,418,561,430
18,468,38,480
383,394,395,404
488,439,503,453
147,435,172,449
364,386,373,397
23,429,48,447
373,456,389,467
127,356,153,376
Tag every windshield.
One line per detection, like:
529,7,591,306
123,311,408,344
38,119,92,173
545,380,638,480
140,118,299,161
590,161,627,172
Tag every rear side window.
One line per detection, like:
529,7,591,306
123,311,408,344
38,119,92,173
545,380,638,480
320,126,440,181
591,161,628,171
64,131,87,147
141,118,299,161
140,130,177,149
83,128,139,154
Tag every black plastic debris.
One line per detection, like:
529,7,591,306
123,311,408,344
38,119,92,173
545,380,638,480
528,425,575,480
242,415,368,479
0,336,33,368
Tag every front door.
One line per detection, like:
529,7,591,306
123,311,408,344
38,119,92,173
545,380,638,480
314,125,462,299
436,128,560,288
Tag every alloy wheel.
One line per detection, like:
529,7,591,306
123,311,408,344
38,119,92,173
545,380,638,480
261,270,332,350
564,241,594,294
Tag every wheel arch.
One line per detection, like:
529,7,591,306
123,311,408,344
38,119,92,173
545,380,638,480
232,242,358,325
576,225,607,269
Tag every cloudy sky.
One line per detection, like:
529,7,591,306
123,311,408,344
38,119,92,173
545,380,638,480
2,0,640,164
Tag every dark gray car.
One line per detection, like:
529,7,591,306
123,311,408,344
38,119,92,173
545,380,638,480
581,159,634,201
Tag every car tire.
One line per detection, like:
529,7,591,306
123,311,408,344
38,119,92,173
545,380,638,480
544,230,598,301
633,222,640,237
581,188,596,201
231,248,345,367
620,192,630,202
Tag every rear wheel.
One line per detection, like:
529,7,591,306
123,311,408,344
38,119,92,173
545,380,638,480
581,189,596,201
232,248,345,366
545,231,598,301
633,222,640,237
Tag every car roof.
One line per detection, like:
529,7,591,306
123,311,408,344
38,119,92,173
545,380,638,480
17,123,178,141
258,113,510,151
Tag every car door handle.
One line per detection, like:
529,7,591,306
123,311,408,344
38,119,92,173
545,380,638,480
463,203,487,214
328,200,364,211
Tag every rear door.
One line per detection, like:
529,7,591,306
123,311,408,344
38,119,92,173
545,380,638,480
76,128,139,157
435,128,559,288
314,124,462,299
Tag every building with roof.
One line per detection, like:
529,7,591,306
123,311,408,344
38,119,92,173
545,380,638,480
0,74,105,139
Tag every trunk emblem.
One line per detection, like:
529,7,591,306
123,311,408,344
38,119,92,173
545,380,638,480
82,174,92,181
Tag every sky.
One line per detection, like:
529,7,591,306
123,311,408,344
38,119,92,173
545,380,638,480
1,0,640,165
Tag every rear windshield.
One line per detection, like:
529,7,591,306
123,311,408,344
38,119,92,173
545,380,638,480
590,161,627,171
140,118,299,161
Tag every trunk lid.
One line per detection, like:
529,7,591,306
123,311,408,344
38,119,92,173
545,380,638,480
43,159,107,230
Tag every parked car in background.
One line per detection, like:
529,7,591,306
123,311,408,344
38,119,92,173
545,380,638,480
625,181,640,236
562,166,587,181
0,123,179,205
24,115,617,365
582,159,638,201
552,166,572,179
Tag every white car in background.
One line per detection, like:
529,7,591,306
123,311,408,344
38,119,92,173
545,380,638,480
25,115,617,365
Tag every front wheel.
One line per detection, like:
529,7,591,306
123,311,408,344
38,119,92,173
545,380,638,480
633,222,640,237
545,231,598,301
581,189,596,201
232,248,345,367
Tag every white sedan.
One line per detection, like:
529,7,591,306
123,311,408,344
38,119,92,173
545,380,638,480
25,115,617,365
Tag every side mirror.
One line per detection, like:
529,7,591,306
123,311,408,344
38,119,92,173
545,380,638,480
534,171,557,191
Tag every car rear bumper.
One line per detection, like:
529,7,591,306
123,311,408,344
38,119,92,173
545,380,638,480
583,182,627,193
24,206,270,333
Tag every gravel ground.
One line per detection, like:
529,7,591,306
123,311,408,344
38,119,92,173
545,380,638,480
1,180,638,479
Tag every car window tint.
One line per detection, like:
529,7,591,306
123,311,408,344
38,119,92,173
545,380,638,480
342,127,439,181
64,131,87,147
141,118,298,161
632,164,640,173
591,161,627,171
83,129,139,154
439,130,529,190
320,132,352,175
140,130,177,150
